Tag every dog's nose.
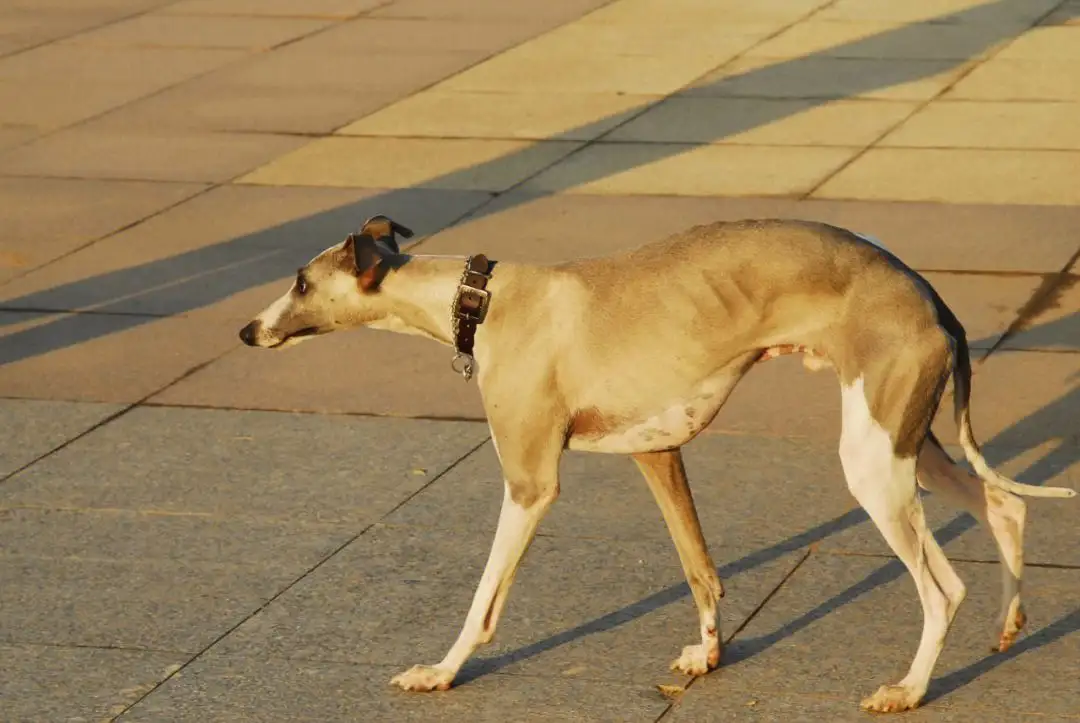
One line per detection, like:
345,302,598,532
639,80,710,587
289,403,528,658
239,321,260,346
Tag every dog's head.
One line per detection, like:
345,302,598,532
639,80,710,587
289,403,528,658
238,215,413,349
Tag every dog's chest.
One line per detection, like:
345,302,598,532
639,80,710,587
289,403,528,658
567,380,729,454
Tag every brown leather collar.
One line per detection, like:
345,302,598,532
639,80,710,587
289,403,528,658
451,255,495,381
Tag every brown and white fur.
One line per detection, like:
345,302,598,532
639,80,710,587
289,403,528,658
239,215,1075,713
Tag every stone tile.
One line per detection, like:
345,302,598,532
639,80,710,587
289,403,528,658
0,554,299,650
605,97,916,146
162,0,385,17
416,192,1080,273
581,0,830,26
64,12,332,49
338,91,656,141
686,56,968,101
88,80,400,135
212,523,803,687
0,128,306,183
311,16,567,53
1040,0,1080,26
519,143,859,196
0,43,244,84
238,137,582,191
0,309,238,402
0,176,206,284
369,0,610,21
120,654,669,723
816,0,1061,26
919,272,1042,348
698,554,1080,717
1003,281,1080,352
813,148,1080,205
437,44,734,95
0,125,36,152
933,350,1080,449
0,78,167,130
0,644,185,723
208,44,485,93
947,59,1080,101
881,101,1080,150
0,184,490,315
0,508,356,568
0,399,123,478
996,26,1080,60
745,19,1025,60
1,406,489,525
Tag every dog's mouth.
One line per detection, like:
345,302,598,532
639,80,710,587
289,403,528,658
269,326,321,348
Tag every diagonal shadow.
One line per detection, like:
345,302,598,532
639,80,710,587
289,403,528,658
456,310,1080,694
1,0,1071,366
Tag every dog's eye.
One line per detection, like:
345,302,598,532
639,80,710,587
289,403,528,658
295,275,307,295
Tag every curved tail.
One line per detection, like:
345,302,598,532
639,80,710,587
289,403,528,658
950,330,1076,499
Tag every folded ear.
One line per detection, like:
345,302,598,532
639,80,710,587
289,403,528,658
359,214,414,253
343,233,389,292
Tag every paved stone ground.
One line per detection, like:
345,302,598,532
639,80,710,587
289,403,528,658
1,0,1078,721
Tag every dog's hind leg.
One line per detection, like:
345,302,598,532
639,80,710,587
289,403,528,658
633,449,724,676
391,415,563,693
917,435,1027,651
840,376,966,713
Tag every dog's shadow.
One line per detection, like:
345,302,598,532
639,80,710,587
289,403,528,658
459,308,1080,701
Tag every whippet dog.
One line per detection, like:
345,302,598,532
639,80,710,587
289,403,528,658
239,215,1074,713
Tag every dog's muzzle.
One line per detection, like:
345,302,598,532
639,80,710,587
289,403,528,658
239,320,261,346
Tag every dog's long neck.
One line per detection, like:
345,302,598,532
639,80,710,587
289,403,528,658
366,255,468,346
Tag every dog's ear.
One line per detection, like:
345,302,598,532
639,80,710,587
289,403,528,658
343,233,389,292
359,215,414,254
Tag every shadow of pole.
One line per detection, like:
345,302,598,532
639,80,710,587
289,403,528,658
1,0,1072,366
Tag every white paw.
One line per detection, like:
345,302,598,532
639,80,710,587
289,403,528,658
860,684,923,713
996,606,1027,653
670,641,720,676
390,664,455,692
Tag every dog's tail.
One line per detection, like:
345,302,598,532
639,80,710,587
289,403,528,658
949,328,1076,499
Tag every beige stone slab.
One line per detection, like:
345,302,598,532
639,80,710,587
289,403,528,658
337,91,656,141
0,125,37,152
518,19,770,59
150,327,486,418
997,26,1080,60
162,0,384,17
0,79,164,130
238,137,582,192
0,43,245,84
438,46,731,95
881,101,1080,150
520,143,858,197
745,19,1024,60
207,44,485,93
946,59,1080,101
1002,281,1080,352
86,80,400,135
414,192,1080,273
63,12,332,49
0,177,205,284
0,185,490,316
605,97,916,146
581,0,831,26
686,56,969,101
935,350,1080,448
814,148,1080,206
309,16,570,53
0,308,239,403
1040,0,1080,26
368,0,608,21
816,0,1061,25
0,128,307,183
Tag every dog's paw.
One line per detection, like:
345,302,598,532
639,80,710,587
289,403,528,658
390,664,455,692
669,641,720,677
860,684,923,713
995,606,1027,653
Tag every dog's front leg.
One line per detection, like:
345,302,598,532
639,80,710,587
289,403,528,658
392,423,561,692
633,449,724,676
